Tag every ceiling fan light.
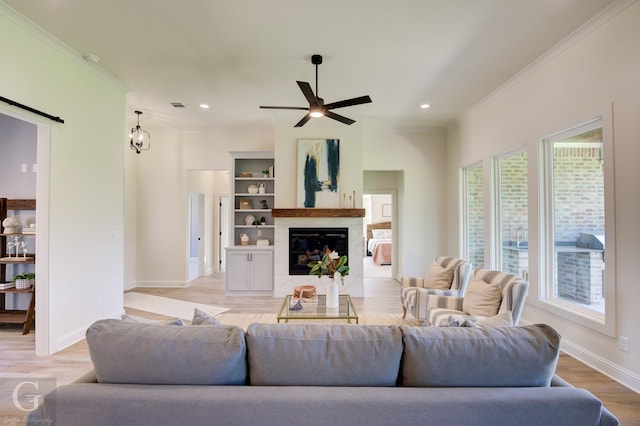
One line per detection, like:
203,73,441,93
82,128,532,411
309,107,324,118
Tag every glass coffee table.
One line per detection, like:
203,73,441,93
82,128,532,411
277,294,359,324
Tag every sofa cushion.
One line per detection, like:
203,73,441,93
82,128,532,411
400,324,560,387
424,262,454,290
246,323,403,386
86,319,247,385
462,279,502,316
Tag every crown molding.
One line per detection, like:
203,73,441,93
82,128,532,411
459,0,637,124
0,2,128,92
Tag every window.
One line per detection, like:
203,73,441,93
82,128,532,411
494,149,528,278
461,163,484,269
540,112,615,336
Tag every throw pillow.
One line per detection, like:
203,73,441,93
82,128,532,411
462,279,502,317
382,229,392,239
424,262,454,290
121,314,184,326
192,307,220,325
477,311,514,327
372,229,386,239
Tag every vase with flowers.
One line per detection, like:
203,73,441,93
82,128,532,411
308,249,349,308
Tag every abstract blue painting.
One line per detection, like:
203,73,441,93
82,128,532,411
297,139,340,208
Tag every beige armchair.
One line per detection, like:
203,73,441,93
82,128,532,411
425,269,529,327
400,256,472,325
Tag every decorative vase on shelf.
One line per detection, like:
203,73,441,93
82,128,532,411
326,274,340,308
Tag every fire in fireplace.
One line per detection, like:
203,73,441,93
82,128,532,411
289,228,348,275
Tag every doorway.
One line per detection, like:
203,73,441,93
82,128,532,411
362,192,393,278
0,109,51,355
186,170,229,280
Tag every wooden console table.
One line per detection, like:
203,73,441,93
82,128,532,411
0,286,35,334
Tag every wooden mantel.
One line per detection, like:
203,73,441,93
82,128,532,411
271,208,365,218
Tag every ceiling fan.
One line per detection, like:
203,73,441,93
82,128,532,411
260,54,372,127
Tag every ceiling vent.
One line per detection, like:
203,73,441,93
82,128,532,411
170,102,185,108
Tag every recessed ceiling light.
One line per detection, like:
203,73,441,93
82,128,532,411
420,104,431,109
199,104,210,109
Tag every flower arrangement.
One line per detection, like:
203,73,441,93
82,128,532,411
308,249,349,285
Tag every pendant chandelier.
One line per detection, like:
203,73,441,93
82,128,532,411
130,110,150,154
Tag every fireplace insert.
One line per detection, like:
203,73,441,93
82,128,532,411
289,227,348,275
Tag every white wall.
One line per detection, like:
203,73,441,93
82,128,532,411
368,193,392,224
446,1,640,391
363,121,447,277
132,126,273,286
1,4,126,354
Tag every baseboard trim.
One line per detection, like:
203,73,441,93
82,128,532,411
561,338,640,394
133,281,191,288
54,309,121,353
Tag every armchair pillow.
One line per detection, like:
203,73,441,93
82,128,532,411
462,279,502,317
424,262,455,290
461,311,514,327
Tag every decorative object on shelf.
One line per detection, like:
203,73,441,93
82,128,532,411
13,273,31,290
258,183,266,194
256,239,270,247
260,216,266,225
240,234,250,246
248,185,258,194
297,139,340,208
259,200,269,209
244,215,256,226
239,199,252,210
262,169,270,178
2,216,18,234
240,172,253,178
129,110,150,155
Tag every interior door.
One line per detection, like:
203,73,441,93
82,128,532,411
188,193,205,280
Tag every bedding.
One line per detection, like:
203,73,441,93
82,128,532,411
366,221,392,265
372,240,392,265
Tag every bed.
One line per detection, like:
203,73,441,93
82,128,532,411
366,221,392,265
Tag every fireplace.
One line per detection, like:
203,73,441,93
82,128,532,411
289,227,348,275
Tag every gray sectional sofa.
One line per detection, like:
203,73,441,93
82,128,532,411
28,320,618,425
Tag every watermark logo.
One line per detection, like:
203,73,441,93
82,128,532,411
1,378,55,425
12,381,42,412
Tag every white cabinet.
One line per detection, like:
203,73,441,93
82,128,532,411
225,247,273,293
226,151,275,294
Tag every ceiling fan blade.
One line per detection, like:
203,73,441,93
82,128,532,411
297,81,318,106
323,95,372,110
260,106,309,110
325,110,355,125
294,113,312,127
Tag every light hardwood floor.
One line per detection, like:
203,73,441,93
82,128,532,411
1,272,639,424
